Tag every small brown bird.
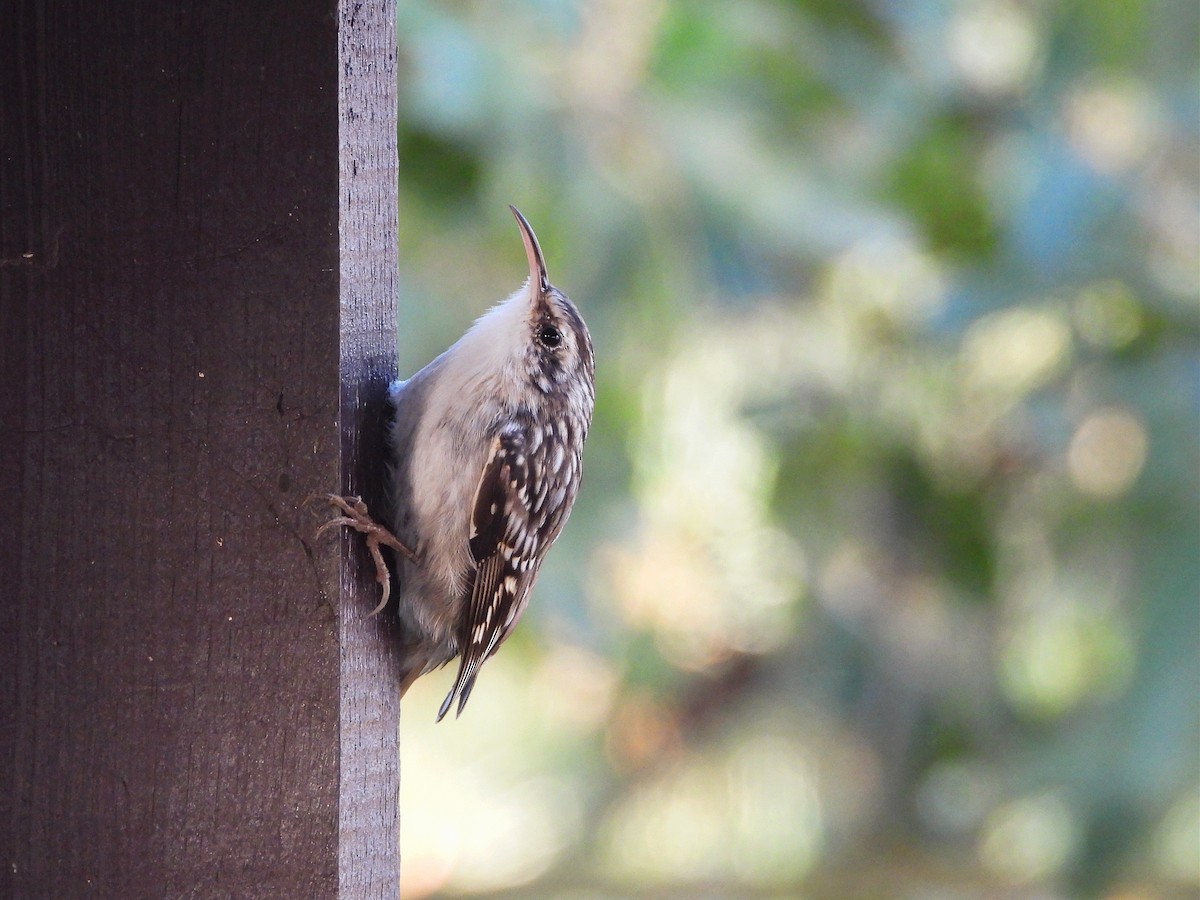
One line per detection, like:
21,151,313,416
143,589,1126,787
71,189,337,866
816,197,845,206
322,207,595,720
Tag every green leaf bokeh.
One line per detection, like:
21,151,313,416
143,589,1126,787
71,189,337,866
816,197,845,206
393,1,1199,896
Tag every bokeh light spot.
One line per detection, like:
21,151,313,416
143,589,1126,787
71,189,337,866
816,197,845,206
1073,281,1144,350
1064,78,1162,175
962,306,1072,397
979,792,1078,883
1153,788,1200,885
948,0,1039,95
1068,408,1148,499
598,738,822,886
1000,598,1133,718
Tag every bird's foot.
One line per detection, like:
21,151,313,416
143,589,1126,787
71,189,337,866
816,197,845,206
317,494,418,615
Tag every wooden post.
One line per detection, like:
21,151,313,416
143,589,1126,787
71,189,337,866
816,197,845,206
337,0,404,893
0,0,401,894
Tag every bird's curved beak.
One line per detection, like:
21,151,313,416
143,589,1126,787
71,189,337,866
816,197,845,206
510,205,549,298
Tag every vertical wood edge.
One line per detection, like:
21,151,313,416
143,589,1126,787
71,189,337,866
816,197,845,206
337,0,402,894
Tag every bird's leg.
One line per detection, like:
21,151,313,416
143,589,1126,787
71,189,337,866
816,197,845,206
317,494,418,615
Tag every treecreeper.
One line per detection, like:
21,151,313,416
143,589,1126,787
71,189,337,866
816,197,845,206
321,207,595,720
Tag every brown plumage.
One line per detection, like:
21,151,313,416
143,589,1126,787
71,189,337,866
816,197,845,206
323,207,594,720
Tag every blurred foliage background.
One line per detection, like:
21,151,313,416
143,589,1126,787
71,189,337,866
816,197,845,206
389,0,1199,896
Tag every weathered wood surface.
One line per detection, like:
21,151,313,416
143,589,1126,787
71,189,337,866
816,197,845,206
0,0,401,895
337,0,404,894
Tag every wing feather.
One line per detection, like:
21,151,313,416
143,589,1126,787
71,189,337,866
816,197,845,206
439,424,541,720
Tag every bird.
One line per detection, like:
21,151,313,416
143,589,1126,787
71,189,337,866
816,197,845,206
320,206,595,720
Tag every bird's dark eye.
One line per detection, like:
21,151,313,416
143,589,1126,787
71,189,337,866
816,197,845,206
536,323,563,349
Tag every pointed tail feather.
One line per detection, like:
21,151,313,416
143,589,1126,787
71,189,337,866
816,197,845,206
436,653,483,721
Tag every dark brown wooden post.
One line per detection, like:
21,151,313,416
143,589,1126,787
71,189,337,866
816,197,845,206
0,0,401,895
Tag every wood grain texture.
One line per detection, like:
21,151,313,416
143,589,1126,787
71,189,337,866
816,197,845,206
337,0,403,894
0,0,400,894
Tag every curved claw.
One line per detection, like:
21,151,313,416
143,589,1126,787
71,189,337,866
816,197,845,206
318,494,418,615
